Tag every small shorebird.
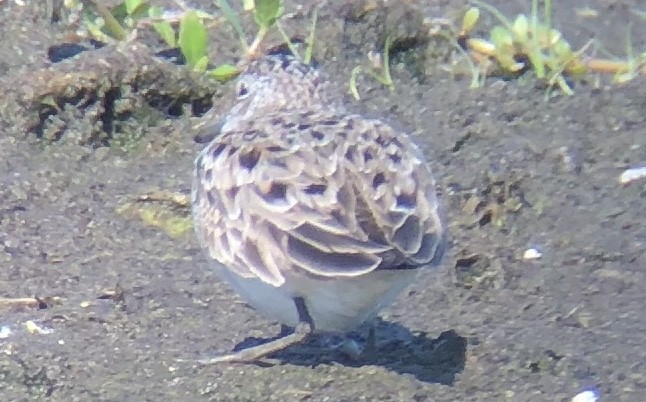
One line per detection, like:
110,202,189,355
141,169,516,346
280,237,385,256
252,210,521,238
191,54,446,363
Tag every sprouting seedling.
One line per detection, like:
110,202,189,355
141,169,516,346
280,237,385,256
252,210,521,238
147,6,176,47
348,66,362,101
76,0,236,79
160,8,238,80
216,0,319,66
124,0,147,16
275,6,319,64
148,5,239,80
605,24,645,84
467,0,585,94
75,0,319,83
348,35,395,100
81,1,129,42
216,0,283,60
209,0,287,80
178,11,209,72
74,0,201,54
214,0,318,80
250,0,283,56
459,0,646,95
442,9,485,89
370,35,395,90
76,0,167,43
302,6,319,65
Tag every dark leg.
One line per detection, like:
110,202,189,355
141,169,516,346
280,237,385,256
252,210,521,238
198,297,315,364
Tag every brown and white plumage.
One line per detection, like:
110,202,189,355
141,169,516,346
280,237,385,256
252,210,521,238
191,55,445,362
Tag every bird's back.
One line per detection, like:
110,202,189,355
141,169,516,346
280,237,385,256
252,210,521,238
192,107,446,289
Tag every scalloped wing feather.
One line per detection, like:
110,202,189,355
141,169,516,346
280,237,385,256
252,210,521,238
192,111,445,287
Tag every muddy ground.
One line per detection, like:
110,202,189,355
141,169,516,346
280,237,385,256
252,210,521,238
0,0,644,401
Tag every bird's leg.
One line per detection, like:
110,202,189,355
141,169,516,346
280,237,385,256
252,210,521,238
198,297,314,364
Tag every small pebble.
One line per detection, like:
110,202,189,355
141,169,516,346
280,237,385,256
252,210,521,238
571,388,600,402
24,320,54,335
523,248,543,260
619,166,646,184
0,325,12,339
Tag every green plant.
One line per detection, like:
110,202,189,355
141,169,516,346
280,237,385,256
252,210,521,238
348,35,395,100
178,11,209,71
275,6,318,64
463,0,586,94
72,0,318,82
70,1,234,79
74,0,176,44
215,0,283,58
146,6,177,48
217,0,318,64
458,0,646,95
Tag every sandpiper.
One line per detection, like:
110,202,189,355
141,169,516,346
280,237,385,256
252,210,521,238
191,54,446,363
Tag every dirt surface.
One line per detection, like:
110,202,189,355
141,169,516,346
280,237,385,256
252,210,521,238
0,0,644,401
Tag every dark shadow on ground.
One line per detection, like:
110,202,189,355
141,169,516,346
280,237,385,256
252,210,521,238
229,319,467,384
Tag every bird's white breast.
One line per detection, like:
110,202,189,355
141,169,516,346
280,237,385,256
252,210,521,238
214,261,418,332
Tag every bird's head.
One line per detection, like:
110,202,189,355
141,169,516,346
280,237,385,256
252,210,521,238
225,54,339,122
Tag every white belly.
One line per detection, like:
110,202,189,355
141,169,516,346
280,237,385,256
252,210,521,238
216,265,418,332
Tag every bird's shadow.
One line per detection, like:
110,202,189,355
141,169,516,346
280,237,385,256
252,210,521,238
231,318,467,384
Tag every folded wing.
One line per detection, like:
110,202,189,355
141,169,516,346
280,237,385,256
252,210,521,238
192,111,446,287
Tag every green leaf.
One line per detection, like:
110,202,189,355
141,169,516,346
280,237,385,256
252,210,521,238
155,22,176,47
39,95,58,108
194,56,210,72
461,7,480,34
179,11,209,69
149,6,176,47
348,66,362,100
243,0,255,11
490,25,513,49
208,64,240,82
254,0,281,29
83,15,110,42
125,0,146,15
380,35,394,89
303,7,318,64
511,14,529,43
88,2,128,41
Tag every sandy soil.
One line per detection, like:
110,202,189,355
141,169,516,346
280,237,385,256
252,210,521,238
0,0,644,401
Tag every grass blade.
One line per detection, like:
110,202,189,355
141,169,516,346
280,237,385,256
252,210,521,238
215,0,248,50
303,7,318,64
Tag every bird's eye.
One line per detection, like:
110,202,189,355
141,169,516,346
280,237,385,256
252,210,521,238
237,83,249,98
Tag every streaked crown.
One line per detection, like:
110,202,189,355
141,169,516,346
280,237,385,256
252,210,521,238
226,55,340,123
